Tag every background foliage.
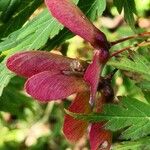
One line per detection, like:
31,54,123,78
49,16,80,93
0,0,149,149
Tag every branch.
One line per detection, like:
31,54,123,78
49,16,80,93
110,40,150,58
110,32,150,46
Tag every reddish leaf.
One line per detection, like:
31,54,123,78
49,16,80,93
63,92,91,142
84,51,102,101
45,0,109,50
7,51,76,78
89,123,112,150
25,71,88,102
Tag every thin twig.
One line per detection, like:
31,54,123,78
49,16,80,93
110,32,150,46
110,41,150,58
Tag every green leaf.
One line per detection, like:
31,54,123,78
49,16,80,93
124,0,136,30
143,91,150,104
79,0,106,20
136,81,150,104
136,81,150,91
113,137,150,150
9,75,25,90
0,63,14,96
107,53,150,81
66,97,150,140
0,9,63,52
113,0,124,14
113,0,136,29
43,28,74,51
0,75,33,116
0,0,43,38
0,0,10,12
0,86,33,115
0,0,21,22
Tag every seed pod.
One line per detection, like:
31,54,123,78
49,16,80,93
45,0,110,52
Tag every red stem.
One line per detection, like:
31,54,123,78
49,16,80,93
110,32,150,46
110,41,150,58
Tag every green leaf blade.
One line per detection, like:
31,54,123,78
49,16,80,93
67,97,150,140
107,53,150,81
